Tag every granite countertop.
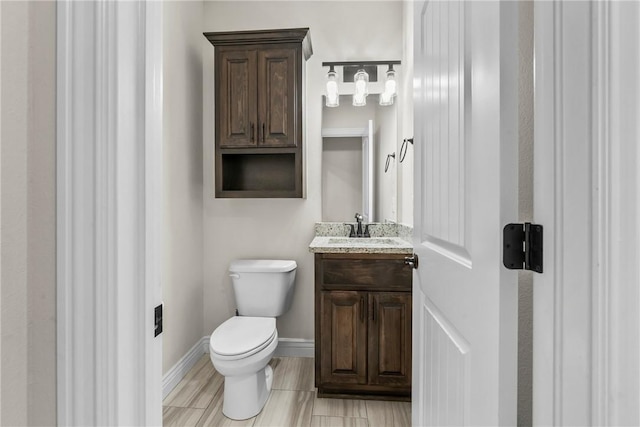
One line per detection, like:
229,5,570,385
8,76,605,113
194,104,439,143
308,222,413,254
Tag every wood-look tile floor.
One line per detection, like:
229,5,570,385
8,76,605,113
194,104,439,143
163,355,411,427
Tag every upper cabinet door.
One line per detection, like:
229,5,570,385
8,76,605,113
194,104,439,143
217,49,257,148
257,47,297,147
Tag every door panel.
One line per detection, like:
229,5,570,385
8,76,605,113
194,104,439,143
258,48,296,147
368,293,411,388
423,0,465,251
218,49,257,147
412,1,519,425
320,291,367,385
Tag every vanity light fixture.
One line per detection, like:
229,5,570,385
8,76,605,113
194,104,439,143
322,60,401,107
325,65,339,107
379,64,397,106
352,69,369,106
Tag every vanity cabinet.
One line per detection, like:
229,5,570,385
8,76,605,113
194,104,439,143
204,28,312,198
315,253,412,399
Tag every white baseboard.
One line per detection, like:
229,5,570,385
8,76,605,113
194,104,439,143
274,338,315,358
163,336,314,398
162,337,208,399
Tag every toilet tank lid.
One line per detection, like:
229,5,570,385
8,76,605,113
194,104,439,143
229,259,297,273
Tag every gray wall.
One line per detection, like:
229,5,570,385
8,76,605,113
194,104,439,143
0,1,57,424
162,0,206,374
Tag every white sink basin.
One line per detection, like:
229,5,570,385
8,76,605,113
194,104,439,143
328,237,400,246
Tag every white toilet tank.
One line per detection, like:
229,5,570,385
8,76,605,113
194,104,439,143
229,260,297,317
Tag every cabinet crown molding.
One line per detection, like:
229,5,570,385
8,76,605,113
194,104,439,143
204,27,312,60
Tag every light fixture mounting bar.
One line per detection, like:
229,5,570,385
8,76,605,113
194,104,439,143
322,60,401,67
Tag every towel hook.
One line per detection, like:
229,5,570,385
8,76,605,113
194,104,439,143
385,152,396,173
399,137,414,163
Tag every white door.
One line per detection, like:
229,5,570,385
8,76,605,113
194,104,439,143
533,1,640,424
412,1,519,425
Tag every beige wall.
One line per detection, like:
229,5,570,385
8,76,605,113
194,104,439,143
323,100,377,130
203,1,403,340
398,0,414,226
0,1,57,425
375,103,397,222
163,1,206,373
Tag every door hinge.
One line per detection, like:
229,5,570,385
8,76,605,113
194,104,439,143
154,304,163,337
503,223,543,273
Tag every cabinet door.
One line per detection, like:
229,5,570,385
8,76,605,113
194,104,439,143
368,292,412,387
218,49,257,147
320,291,368,386
257,48,297,147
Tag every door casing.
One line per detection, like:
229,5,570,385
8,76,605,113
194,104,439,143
56,1,163,424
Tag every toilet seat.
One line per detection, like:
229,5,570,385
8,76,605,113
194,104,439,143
210,316,276,360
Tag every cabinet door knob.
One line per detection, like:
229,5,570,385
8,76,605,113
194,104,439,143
262,123,266,142
360,296,365,322
404,254,419,269
250,123,255,142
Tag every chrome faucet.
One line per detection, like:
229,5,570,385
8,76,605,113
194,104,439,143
355,213,364,236
346,213,370,238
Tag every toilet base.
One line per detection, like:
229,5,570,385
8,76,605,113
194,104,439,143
222,364,273,420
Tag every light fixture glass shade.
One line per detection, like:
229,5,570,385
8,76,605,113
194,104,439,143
353,69,369,106
384,69,397,96
379,67,397,106
353,92,367,107
379,91,393,106
325,68,339,107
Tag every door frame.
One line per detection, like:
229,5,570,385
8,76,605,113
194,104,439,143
57,0,163,424
534,1,640,424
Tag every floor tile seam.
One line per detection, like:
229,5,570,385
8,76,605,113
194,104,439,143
163,404,192,410
162,387,222,409
163,405,207,426
163,380,211,404
191,407,207,427
313,413,371,420
167,376,222,408
272,386,317,391
310,387,317,426
163,403,202,409
196,387,224,419
163,393,215,410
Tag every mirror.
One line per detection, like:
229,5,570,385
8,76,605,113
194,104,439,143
321,96,398,223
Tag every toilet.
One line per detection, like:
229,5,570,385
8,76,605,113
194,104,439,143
208,259,297,420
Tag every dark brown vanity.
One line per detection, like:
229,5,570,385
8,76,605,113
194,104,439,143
311,235,413,400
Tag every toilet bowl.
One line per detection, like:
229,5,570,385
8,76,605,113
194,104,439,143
209,317,278,420
208,259,297,420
